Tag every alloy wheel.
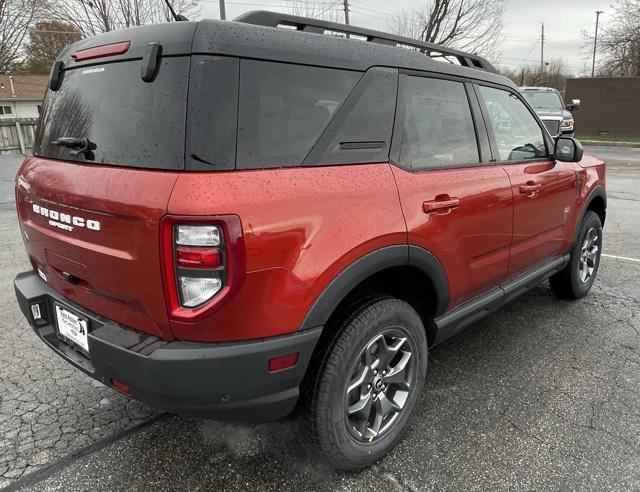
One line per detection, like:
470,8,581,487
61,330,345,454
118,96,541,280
344,329,416,442
579,226,599,284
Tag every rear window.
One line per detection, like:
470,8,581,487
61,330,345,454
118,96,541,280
398,76,479,170
35,57,189,170
237,60,361,169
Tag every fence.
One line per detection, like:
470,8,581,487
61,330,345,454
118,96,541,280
0,118,38,155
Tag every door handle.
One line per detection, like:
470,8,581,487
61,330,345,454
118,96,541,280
519,181,541,195
423,196,460,214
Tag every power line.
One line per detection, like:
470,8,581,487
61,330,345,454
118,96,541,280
349,1,394,17
519,39,539,65
349,9,388,21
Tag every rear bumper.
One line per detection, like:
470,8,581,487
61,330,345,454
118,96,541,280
14,270,321,421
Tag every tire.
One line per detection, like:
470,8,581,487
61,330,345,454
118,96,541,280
305,297,428,470
550,210,603,299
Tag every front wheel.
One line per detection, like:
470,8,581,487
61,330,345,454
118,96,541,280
550,210,603,299
305,297,428,470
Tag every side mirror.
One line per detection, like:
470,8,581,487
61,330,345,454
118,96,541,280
555,136,584,162
566,98,581,111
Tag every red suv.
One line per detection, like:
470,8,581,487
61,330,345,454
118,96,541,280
13,12,606,469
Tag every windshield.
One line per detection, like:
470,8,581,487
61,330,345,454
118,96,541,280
521,91,564,110
35,57,189,170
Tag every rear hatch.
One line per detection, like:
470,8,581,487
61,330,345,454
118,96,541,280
16,23,197,340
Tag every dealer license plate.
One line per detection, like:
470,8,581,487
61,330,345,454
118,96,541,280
55,304,89,353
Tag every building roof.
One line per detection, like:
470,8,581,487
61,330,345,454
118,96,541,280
0,74,48,100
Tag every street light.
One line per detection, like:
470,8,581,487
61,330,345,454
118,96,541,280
592,10,604,77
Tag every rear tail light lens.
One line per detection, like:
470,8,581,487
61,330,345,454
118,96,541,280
176,247,221,269
174,225,223,308
162,216,245,321
179,277,222,307
176,225,220,246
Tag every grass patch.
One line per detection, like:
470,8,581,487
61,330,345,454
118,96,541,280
578,134,640,144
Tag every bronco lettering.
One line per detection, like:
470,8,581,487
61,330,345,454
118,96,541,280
32,203,101,231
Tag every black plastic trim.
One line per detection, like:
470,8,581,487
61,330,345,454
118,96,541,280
49,61,65,91
408,245,450,316
299,244,449,331
140,42,162,82
465,81,493,164
433,255,569,345
304,66,398,166
573,186,607,244
14,270,321,421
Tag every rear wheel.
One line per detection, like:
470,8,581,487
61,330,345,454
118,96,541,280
305,297,428,470
550,210,603,299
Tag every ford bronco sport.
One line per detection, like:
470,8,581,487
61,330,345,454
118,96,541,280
13,12,606,469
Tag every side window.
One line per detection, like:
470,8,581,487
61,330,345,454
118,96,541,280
478,86,547,161
237,60,361,169
398,76,479,170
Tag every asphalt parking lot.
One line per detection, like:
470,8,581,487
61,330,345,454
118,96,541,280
1,146,639,491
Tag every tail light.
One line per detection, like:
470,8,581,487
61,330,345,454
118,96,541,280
161,216,245,321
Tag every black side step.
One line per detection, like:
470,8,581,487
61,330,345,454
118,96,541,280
432,255,569,346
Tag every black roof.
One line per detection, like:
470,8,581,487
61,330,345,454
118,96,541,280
57,11,514,88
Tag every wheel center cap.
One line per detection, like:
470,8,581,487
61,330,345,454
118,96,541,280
373,375,384,392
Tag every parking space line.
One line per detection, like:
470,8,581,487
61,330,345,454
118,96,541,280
602,253,640,264
3,413,170,492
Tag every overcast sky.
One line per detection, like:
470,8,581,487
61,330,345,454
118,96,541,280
193,0,611,75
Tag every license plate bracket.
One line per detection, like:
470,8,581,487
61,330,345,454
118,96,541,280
54,303,90,354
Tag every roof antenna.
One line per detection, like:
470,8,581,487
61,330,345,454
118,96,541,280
162,0,188,21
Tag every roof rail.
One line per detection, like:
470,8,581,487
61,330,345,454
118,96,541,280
234,10,497,73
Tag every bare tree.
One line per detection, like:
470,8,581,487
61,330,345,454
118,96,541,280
595,0,640,76
387,0,505,59
498,59,573,93
45,0,201,36
0,0,42,72
284,0,343,23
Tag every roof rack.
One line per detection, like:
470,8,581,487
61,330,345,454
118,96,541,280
234,10,497,73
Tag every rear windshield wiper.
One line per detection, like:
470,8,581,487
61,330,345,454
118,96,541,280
52,137,97,160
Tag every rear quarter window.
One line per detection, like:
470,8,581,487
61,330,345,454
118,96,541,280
236,60,361,169
35,57,189,170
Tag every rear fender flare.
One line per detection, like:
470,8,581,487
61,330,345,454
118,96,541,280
298,244,449,331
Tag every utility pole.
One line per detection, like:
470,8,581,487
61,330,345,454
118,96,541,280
219,0,226,20
343,0,350,25
592,10,604,77
540,22,544,72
